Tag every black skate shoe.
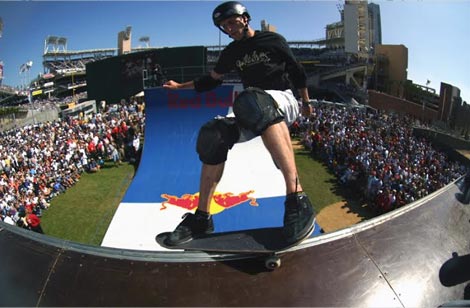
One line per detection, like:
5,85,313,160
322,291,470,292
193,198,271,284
283,192,316,244
165,210,214,246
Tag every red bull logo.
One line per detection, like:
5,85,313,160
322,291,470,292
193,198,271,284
160,190,258,214
160,193,199,211
212,190,258,208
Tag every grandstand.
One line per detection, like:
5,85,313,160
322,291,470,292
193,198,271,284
0,86,28,106
34,0,380,104
11,1,378,106
43,36,116,75
39,35,117,98
1,0,466,129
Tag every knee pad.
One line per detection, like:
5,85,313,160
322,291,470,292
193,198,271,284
233,87,284,135
196,117,240,165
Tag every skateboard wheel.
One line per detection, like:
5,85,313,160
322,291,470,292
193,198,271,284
265,256,281,270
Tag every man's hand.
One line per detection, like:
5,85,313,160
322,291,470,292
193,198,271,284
298,88,311,117
163,80,181,90
163,79,195,90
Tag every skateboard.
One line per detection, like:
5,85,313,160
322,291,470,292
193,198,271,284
156,224,315,270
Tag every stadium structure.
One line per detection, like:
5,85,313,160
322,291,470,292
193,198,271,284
1,0,467,131
2,1,465,130
1,1,378,105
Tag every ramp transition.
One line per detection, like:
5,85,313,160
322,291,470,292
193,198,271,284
0,180,469,306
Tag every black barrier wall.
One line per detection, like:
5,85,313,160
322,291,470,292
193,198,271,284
86,46,206,104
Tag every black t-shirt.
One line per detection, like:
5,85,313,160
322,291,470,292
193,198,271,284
214,31,307,91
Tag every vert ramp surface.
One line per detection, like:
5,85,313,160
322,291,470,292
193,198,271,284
101,86,323,251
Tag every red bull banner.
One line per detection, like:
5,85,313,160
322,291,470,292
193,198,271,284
160,190,258,214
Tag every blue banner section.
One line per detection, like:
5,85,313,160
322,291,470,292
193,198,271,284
214,198,323,235
213,197,285,232
123,86,234,202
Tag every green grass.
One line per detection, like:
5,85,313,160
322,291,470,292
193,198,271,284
40,144,351,246
295,147,346,212
295,144,375,223
40,162,135,246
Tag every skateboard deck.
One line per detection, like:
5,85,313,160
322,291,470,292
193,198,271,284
156,225,314,254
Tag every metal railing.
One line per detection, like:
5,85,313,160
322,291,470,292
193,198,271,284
142,65,241,89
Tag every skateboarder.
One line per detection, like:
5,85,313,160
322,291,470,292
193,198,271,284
162,1,315,245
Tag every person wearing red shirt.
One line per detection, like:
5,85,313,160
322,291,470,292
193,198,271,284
26,211,44,234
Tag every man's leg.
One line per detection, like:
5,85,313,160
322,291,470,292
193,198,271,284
261,121,301,194
257,88,316,243
165,118,239,246
232,87,315,243
197,163,225,212
164,163,223,246
261,121,315,243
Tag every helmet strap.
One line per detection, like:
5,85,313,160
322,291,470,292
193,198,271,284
242,16,250,39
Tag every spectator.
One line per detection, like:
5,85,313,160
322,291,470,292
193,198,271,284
108,143,121,166
87,158,100,173
298,102,466,213
2,210,15,225
25,207,43,234
0,94,145,233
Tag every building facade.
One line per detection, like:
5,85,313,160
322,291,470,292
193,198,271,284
374,44,408,97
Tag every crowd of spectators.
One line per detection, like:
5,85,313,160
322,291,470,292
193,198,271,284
297,102,467,213
0,96,145,233
2,90,466,233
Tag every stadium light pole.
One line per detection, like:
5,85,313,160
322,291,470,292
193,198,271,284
27,61,36,123
139,36,150,48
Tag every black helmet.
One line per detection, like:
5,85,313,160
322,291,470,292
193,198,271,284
212,1,251,31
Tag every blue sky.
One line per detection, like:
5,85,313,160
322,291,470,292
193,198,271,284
0,1,469,103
